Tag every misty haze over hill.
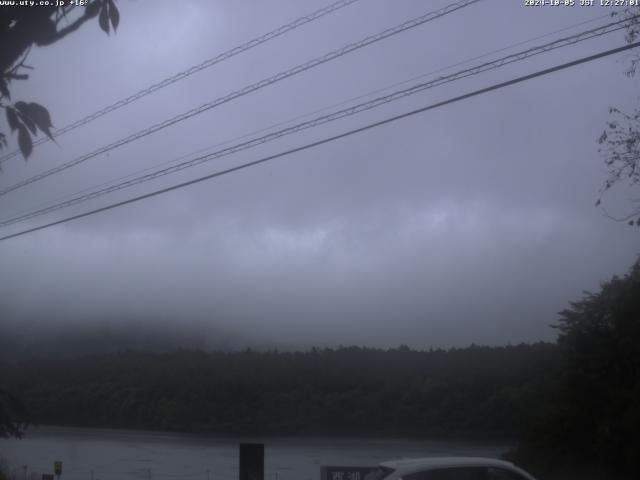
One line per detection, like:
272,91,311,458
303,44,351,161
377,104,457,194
0,314,564,359
0,320,264,358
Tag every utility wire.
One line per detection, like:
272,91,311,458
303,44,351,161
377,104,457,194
0,0,483,197
0,16,633,229
1,41,638,243
0,0,362,165
9,10,614,221
6,10,617,220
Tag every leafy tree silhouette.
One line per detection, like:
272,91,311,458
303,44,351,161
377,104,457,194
597,7,640,226
514,258,640,478
553,259,640,476
0,0,120,160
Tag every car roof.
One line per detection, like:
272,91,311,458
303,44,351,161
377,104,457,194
379,457,517,474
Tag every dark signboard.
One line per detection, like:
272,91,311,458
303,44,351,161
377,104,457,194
42,475,54,480
239,443,264,480
321,466,378,480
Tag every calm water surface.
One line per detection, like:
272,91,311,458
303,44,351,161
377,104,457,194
1,427,510,480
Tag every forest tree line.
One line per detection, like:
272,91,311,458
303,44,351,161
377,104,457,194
0,343,558,438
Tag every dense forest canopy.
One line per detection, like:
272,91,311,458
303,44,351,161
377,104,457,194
0,343,558,438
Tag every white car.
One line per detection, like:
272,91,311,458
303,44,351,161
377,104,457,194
364,457,537,480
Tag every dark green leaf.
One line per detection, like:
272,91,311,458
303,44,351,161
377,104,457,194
99,2,110,34
14,101,28,114
25,102,54,140
19,114,36,134
6,108,20,132
14,102,37,135
17,124,32,159
108,0,120,31
86,0,101,18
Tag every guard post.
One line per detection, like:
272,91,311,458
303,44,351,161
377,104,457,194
53,461,62,480
239,443,264,480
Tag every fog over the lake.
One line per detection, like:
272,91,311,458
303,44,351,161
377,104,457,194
1,0,638,350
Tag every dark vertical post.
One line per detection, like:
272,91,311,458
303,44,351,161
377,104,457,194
239,443,264,480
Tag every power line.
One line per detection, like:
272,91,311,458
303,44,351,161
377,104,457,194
10,10,620,220
1,41,638,243
0,0,483,197
0,16,632,228
9,10,614,221
0,0,362,165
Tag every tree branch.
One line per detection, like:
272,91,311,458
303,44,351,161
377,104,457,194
37,1,101,46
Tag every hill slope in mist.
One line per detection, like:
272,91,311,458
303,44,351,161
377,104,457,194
0,319,255,358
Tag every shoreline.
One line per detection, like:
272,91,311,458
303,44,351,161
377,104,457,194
17,423,517,447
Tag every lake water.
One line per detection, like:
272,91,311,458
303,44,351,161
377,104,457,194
0,427,510,480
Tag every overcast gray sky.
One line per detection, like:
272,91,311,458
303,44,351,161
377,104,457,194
0,0,639,350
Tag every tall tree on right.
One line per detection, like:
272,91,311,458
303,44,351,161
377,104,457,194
555,259,640,476
515,259,640,478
